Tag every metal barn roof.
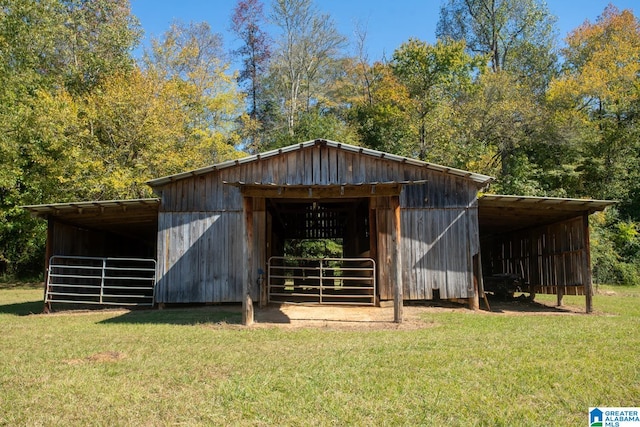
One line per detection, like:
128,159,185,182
146,139,495,187
478,194,615,237
23,198,159,239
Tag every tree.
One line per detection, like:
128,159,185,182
231,0,271,117
144,21,246,146
59,0,142,94
391,38,481,160
437,0,558,91
454,71,552,194
0,0,141,276
350,63,415,155
548,5,640,210
0,8,246,276
269,0,346,136
231,0,272,152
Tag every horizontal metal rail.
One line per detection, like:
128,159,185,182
46,255,156,308
268,256,376,306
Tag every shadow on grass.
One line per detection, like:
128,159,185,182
0,281,43,290
254,305,292,324
99,306,243,326
0,300,44,316
487,295,580,314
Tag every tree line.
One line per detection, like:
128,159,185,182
1,0,639,285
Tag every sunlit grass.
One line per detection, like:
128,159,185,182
1,284,638,426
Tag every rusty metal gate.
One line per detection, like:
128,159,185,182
45,256,156,308
267,257,376,305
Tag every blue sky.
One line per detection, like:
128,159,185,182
130,0,637,61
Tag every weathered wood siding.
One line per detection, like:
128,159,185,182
388,178,477,301
482,216,588,295
155,203,266,304
155,144,481,303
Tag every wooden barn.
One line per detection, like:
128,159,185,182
25,139,613,323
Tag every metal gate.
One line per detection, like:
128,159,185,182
268,257,376,305
45,256,156,307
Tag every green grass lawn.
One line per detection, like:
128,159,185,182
1,283,639,426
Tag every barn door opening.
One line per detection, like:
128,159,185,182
266,198,374,304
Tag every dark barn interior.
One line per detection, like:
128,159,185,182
478,195,613,305
25,199,159,260
265,197,375,305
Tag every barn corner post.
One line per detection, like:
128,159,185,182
391,195,403,323
243,196,255,325
43,217,54,313
469,253,481,311
583,213,594,314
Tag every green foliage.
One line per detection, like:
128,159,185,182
1,0,639,282
390,38,483,160
351,102,414,156
590,210,640,286
0,3,244,276
348,63,416,156
60,0,142,94
0,0,142,275
284,239,342,258
549,6,640,205
437,0,558,86
231,0,272,152
268,109,360,149
268,0,346,136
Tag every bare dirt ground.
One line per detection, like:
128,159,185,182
251,298,585,330
39,297,587,331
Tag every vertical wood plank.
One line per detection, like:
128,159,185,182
350,152,359,182
297,149,305,184
320,145,329,184
215,213,226,302
331,146,339,184
312,145,320,184
198,212,207,301
287,151,297,184
155,214,165,304
204,214,213,302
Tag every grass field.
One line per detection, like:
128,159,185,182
1,283,639,426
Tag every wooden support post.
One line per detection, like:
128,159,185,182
391,196,403,323
369,199,378,306
557,286,564,307
243,197,254,325
476,251,491,311
469,254,480,311
43,217,54,313
583,213,594,314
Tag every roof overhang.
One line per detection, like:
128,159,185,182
23,198,160,240
223,180,429,198
478,194,615,237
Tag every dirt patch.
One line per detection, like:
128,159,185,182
64,351,126,365
44,297,586,331
251,298,584,330
253,304,442,330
